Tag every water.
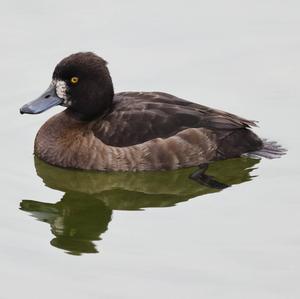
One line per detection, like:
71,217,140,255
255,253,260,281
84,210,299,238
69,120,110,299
1,1,300,298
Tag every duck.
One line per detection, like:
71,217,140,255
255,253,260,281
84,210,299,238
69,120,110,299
20,52,284,172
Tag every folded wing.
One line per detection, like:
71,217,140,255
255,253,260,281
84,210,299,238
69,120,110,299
92,91,257,147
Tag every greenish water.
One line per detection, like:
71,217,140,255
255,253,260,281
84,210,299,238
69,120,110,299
1,1,300,298
20,157,259,256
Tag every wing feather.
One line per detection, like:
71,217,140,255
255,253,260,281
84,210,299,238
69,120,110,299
92,92,257,147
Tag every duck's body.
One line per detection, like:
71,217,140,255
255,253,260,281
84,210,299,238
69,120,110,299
34,91,262,171
21,52,282,172
35,108,215,171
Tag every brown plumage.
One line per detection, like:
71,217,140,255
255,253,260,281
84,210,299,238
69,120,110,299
92,91,258,147
20,52,283,172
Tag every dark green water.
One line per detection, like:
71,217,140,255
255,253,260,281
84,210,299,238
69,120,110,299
20,157,259,256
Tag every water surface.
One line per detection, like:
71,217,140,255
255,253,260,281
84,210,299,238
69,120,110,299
20,157,259,255
1,1,300,298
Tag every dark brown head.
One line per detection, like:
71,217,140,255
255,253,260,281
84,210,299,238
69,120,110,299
20,52,114,120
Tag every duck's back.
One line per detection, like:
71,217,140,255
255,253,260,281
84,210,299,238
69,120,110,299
92,91,262,158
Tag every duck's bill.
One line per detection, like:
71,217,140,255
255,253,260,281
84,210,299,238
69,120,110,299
20,84,63,114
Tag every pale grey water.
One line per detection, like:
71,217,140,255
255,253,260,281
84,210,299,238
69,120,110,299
1,1,300,298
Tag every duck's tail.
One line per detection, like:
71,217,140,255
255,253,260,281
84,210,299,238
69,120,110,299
243,139,287,159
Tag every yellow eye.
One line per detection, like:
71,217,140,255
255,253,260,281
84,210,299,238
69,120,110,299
70,77,79,84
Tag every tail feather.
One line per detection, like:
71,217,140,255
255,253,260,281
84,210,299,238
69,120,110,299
243,139,287,159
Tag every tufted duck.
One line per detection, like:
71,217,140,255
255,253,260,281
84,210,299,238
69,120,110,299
20,52,285,172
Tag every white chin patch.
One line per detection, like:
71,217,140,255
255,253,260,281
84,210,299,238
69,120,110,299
52,80,70,106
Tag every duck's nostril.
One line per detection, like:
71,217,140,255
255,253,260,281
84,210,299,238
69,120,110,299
44,94,50,99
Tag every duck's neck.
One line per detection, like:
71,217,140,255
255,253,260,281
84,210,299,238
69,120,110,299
66,87,114,121
65,106,113,121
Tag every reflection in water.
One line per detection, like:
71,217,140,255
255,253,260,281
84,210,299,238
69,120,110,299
20,157,260,255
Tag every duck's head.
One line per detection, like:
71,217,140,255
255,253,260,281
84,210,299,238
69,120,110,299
20,52,114,120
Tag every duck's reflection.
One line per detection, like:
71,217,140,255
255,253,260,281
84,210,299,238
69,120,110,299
20,157,260,255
